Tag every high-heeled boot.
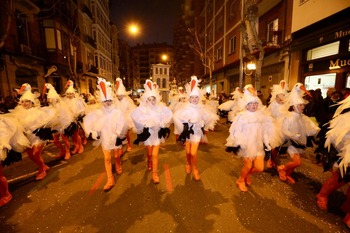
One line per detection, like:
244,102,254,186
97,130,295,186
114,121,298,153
103,176,115,191
317,171,346,210
0,176,12,207
62,135,71,160
53,134,65,159
115,156,123,175
152,154,159,184
341,186,350,215
185,153,191,174
147,154,152,171
191,155,200,181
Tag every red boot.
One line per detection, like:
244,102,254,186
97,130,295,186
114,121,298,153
0,175,12,207
103,176,115,191
317,171,346,210
343,213,350,228
147,154,152,171
115,157,123,175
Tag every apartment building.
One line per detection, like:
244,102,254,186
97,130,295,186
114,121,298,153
174,0,349,98
131,43,174,89
0,0,116,98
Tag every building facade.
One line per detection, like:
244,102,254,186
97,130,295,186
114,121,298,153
0,0,119,99
131,43,174,89
173,0,349,99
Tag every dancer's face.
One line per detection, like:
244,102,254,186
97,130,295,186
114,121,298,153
276,94,285,104
293,104,305,114
66,93,75,99
117,95,124,101
246,102,258,112
103,100,113,108
21,100,33,109
189,95,199,105
147,96,156,106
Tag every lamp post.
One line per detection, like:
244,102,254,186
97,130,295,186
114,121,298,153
112,23,140,87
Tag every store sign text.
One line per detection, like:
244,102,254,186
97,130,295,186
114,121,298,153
329,58,350,69
335,29,350,39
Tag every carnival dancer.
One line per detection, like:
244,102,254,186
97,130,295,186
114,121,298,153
277,83,320,184
42,83,75,160
219,87,243,123
83,78,125,191
131,79,173,184
316,94,350,227
265,80,289,168
173,76,219,181
63,80,86,154
9,84,54,180
225,84,280,192
0,115,30,207
115,78,136,152
170,87,187,142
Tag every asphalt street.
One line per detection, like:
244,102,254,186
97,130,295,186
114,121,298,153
0,119,349,233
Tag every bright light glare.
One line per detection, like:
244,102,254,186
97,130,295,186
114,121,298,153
128,24,139,35
247,62,256,70
161,54,168,61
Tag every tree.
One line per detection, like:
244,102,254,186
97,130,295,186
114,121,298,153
187,28,215,91
0,0,14,49
241,3,264,91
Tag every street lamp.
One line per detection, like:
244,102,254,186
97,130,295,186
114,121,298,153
119,23,140,38
244,61,256,76
161,54,168,64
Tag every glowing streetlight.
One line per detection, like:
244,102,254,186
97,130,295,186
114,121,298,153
244,61,256,76
161,54,168,62
126,23,140,36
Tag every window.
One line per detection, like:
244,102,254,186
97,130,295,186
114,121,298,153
307,41,340,61
45,28,56,49
229,0,238,21
229,36,236,54
162,78,167,88
304,73,336,97
216,15,223,33
217,47,223,61
267,19,279,45
16,17,29,45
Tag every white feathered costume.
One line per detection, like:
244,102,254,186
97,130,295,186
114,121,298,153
83,78,125,150
226,84,280,158
324,96,350,177
42,83,75,134
131,79,173,146
0,115,30,164
173,76,219,143
280,83,320,156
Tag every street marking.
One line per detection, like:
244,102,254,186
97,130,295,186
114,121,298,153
163,163,174,193
89,173,106,195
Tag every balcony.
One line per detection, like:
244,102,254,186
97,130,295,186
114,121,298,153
84,34,97,48
19,44,32,55
82,4,93,20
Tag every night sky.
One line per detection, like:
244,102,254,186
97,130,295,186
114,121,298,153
109,0,183,46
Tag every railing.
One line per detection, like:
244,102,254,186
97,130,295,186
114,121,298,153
82,4,93,19
84,34,96,48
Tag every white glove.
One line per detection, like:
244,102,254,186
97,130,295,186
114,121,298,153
265,144,272,151
0,144,11,151
0,149,7,161
91,131,99,140
339,148,350,178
